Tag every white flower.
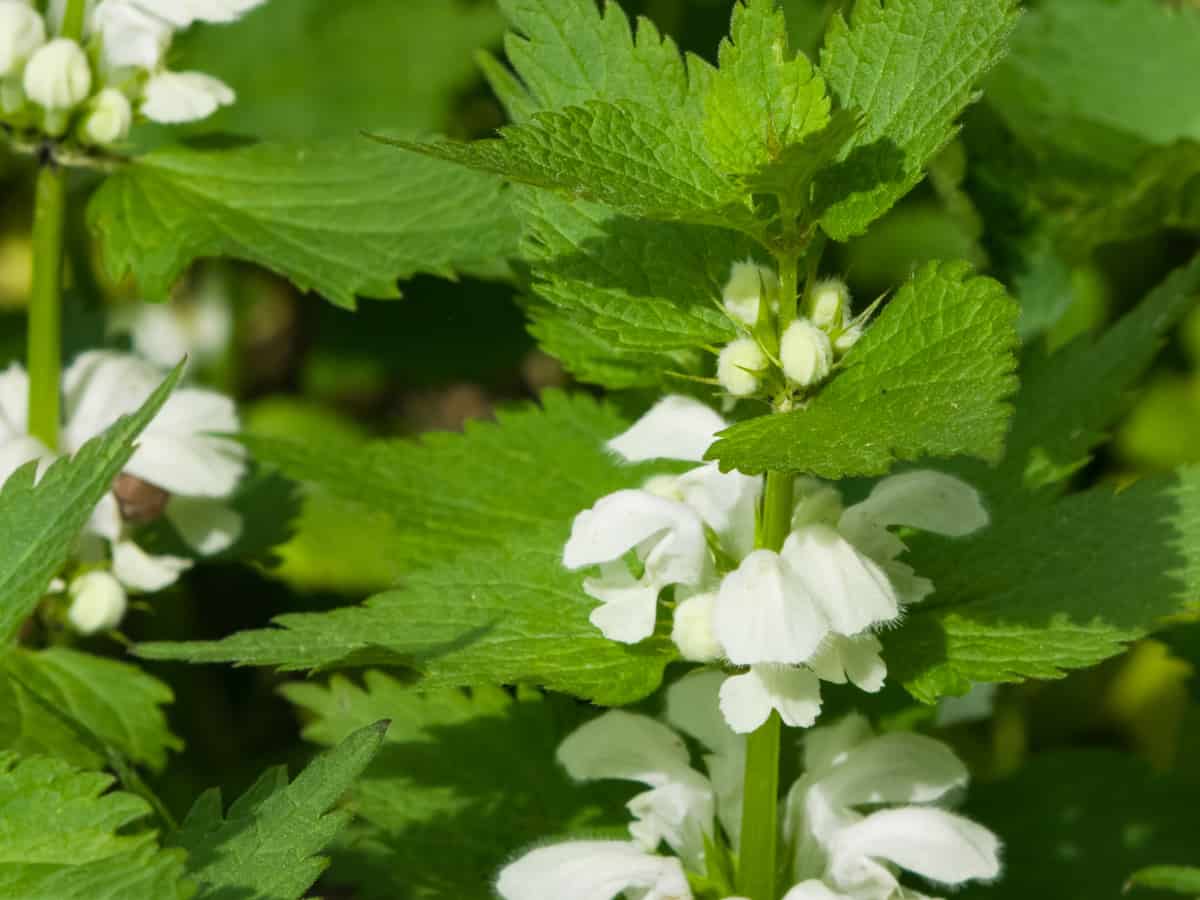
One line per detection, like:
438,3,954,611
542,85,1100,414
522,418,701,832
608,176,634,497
935,682,998,727
557,710,714,871
723,259,780,327
140,69,234,123
717,337,766,397
784,715,1000,898
808,279,850,332
0,1,46,78
121,285,233,370
780,319,833,387
23,37,90,110
671,590,722,662
66,570,127,634
496,841,693,900
93,0,173,69
608,395,728,464
719,664,823,734
79,86,131,144
807,634,887,694
136,0,266,28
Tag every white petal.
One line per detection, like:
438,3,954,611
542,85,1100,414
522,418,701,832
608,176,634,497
816,733,968,810
674,463,762,561
666,669,737,754
714,550,829,666
807,634,887,693
671,591,722,662
496,841,692,900
130,388,244,496
94,0,172,69
0,435,52,486
63,351,161,445
829,807,1001,887
781,525,899,636
67,571,127,634
780,882,850,900
0,363,29,435
802,713,875,776
136,0,267,27
584,562,662,644
165,496,242,555
935,682,999,728
608,395,729,463
843,470,989,537
111,540,191,592
880,558,934,606
564,490,706,583
627,780,714,872
719,666,822,734
141,70,235,123
557,710,694,789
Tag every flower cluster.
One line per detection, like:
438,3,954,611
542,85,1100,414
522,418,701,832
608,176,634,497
0,0,265,146
0,350,244,634
716,262,873,400
564,394,989,734
497,672,1001,900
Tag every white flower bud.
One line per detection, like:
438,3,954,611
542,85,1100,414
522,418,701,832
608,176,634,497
671,591,722,662
67,571,127,635
723,259,779,326
79,86,130,145
23,37,91,110
835,325,863,354
717,337,766,397
0,2,46,78
780,319,833,387
809,278,851,332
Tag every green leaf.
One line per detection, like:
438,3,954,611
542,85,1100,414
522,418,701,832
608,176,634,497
281,677,628,900
963,752,1200,899
88,139,517,309
818,0,1019,239
1128,867,1200,895
136,392,678,705
703,0,831,176
0,752,191,900
887,466,1200,701
0,363,181,645
0,647,179,772
172,721,387,900
706,261,1020,476
169,0,506,140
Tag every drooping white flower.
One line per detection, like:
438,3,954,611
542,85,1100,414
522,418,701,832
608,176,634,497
0,1,46,78
496,841,693,900
557,710,714,871
140,69,234,123
719,664,823,735
607,395,728,464
120,285,234,371
780,319,833,387
717,337,766,397
66,570,127,634
23,37,90,110
807,634,887,694
78,85,131,144
722,259,779,327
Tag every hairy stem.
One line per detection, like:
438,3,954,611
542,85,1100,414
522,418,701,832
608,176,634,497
737,469,795,899
27,164,67,450
776,250,800,333
60,0,88,41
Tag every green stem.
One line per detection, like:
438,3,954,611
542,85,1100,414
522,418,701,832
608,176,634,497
776,251,800,333
737,469,795,900
27,164,67,450
60,0,88,41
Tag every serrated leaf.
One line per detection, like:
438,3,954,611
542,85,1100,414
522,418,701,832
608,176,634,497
88,139,517,309
172,721,387,900
281,676,628,900
963,752,1200,899
818,0,1019,239
0,752,191,900
0,363,181,645
706,261,1020,476
136,393,678,705
0,647,179,772
703,0,831,176
886,467,1200,702
1128,867,1200,895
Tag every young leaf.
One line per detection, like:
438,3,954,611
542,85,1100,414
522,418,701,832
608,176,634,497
0,752,191,899
0,363,181,645
818,0,1019,239
0,647,179,772
281,677,628,899
886,466,1200,702
88,139,517,309
1127,867,1200,895
172,721,387,900
706,261,1020,476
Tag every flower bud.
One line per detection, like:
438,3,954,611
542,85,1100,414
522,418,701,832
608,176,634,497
834,325,863,354
717,337,766,397
79,86,131,145
809,278,851,332
67,571,128,635
0,2,46,78
23,37,91,111
780,319,833,387
671,591,722,662
722,259,779,326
